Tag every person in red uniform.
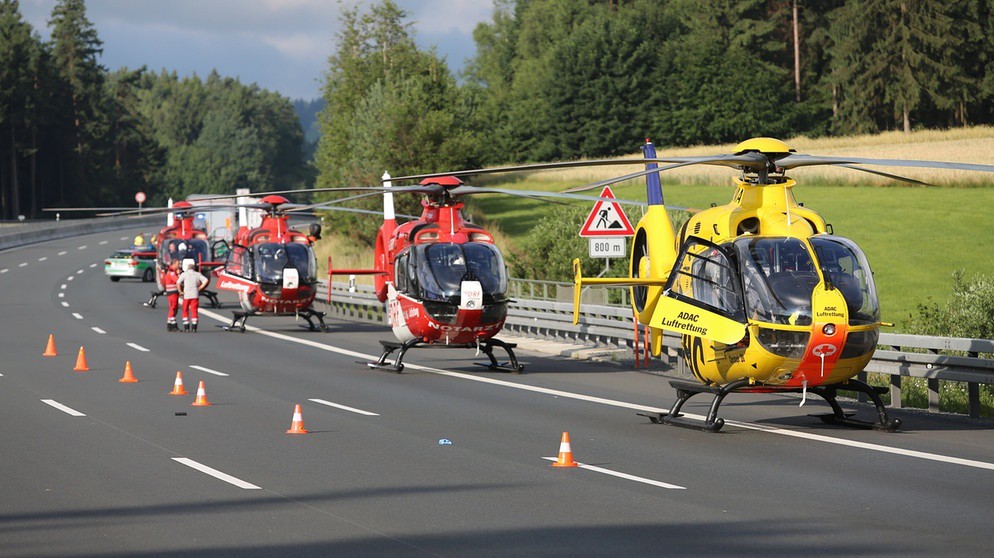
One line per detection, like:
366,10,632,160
164,259,181,332
177,259,208,332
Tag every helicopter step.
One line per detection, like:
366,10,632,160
366,338,524,374
222,307,329,333
145,289,221,309
637,378,901,433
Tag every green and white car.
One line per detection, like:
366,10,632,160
104,249,157,282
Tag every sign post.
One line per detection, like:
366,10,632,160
135,191,146,215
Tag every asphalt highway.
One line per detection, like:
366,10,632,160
3,228,994,557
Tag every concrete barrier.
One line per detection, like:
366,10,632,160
0,215,162,252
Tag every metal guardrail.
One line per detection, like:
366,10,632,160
316,281,994,419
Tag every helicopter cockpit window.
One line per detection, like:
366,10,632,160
227,244,253,279
253,242,316,285
413,243,508,302
810,236,880,325
160,238,209,267
667,239,745,322
735,237,818,325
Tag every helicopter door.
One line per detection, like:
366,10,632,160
651,237,748,344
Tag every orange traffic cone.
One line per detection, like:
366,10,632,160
551,431,579,468
119,361,138,383
286,404,309,434
169,371,188,395
73,346,89,372
43,334,58,357
191,381,212,406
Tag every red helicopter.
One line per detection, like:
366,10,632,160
307,174,648,373
212,194,329,332
354,176,522,372
143,200,223,309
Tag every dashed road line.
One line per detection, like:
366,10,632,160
540,457,686,489
61,302,69,307
99,240,108,245
89,263,97,268
19,262,27,267
41,399,86,417
60,284,67,289
38,256,47,262
127,343,150,352
78,246,87,250
91,327,107,335
72,313,83,320
171,458,260,490
58,293,64,298
309,398,379,416
189,365,229,377
58,251,67,256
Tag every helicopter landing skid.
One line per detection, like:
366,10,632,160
366,338,525,374
222,308,329,332
144,290,164,309
637,378,901,433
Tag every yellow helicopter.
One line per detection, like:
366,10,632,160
564,137,994,432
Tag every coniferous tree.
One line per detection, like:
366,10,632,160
48,0,107,205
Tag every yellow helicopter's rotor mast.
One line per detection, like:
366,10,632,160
728,138,827,238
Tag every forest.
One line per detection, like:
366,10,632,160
4,0,994,222
0,0,310,219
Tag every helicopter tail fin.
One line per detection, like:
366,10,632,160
642,139,664,206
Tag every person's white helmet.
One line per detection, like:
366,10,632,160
182,258,195,271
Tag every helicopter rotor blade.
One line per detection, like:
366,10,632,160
387,152,771,183
777,153,994,174
834,164,931,186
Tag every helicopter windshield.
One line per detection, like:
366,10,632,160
253,242,316,285
411,242,508,302
160,238,209,266
734,236,879,326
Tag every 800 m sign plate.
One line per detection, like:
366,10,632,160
588,237,626,258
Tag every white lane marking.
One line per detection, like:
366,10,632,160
76,269,84,274
78,246,87,250
541,457,685,489
19,262,28,267
127,343,150,352
1,269,7,274
61,302,69,307
60,284,67,289
38,256,48,262
189,365,229,377
58,251,67,256
72,313,83,320
171,458,261,490
89,263,97,268
67,276,74,281
99,240,108,245
309,398,379,416
42,399,86,417
91,327,106,335
119,236,128,241
58,293,65,298
197,309,994,473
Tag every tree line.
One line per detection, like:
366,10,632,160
0,0,310,220
318,0,994,194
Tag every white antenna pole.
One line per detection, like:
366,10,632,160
382,171,395,221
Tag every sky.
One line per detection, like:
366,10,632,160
19,0,496,100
